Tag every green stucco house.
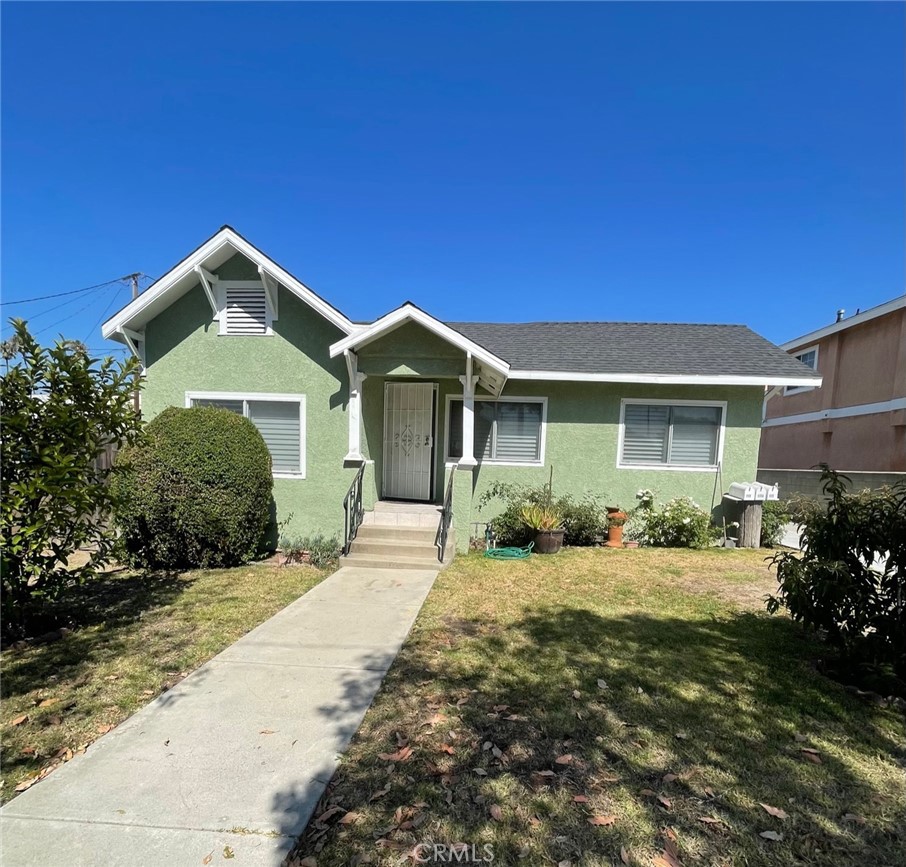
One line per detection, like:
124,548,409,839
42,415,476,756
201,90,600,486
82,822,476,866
102,226,821,563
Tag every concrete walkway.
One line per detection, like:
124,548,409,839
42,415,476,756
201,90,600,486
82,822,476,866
1,566,438,866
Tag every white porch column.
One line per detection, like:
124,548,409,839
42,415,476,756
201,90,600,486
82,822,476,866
344,351,366,462
458,353,479,468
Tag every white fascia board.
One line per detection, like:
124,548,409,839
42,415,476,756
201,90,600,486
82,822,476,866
102,228,355,339
507,369,824,387
328,304,511,377
762,397,906,428
780,294,906,350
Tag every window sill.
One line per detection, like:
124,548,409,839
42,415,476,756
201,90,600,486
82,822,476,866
616,463,719,473
274,472,306,480
445,458,544,468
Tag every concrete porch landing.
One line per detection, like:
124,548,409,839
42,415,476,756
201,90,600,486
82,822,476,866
0,565,438,867
361,499,442,528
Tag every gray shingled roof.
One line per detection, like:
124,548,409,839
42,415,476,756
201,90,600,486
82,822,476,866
446,321,821,379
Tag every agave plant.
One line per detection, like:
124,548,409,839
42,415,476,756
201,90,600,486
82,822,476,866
520,503,563,531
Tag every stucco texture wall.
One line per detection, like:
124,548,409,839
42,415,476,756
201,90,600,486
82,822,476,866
360,371,763,541
142,254,356,539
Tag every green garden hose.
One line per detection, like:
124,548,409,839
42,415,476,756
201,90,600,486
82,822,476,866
484,542,534,559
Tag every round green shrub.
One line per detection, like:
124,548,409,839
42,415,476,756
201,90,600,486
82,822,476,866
112,406,273,570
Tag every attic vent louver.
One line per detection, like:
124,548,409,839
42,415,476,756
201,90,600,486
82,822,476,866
225,287,267,335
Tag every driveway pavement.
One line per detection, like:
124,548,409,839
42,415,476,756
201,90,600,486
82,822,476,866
0,566,437,866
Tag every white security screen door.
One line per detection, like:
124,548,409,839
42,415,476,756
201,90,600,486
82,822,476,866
383,382,436,501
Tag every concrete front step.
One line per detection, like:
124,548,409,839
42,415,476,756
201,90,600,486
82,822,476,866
356,524,438,544
350,538,439,557
340,551,443,570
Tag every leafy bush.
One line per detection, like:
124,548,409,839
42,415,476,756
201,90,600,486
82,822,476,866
478,482,605,546
760,500,791,548
641,496,719,548
113,406,273,570
1,321,142,634
767,467,906,694
279,534,341,569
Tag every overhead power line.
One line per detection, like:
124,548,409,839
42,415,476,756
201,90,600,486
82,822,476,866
2,273,155,306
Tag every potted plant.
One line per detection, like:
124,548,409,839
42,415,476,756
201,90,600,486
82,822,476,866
605,506,627,548
521,503,565,554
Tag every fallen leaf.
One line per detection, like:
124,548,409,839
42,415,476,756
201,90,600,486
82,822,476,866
438,743,455,755
529,815,541,828
395,731,408,747
21,746,36,756
640,788,656,797
698,816,721,825
47,714,62,726
759,830,783,841
653,852,681,867
369,783,391,802
456,696,469,706
572,690,581,699
620,847,631,865
97,724,114,734
760,803,789,820
843,812,866,824
492,704,509,713
223,846,235,860
425,712,447,727
339,811,361,824
14,777,39,793
800,748,822,764
534,769,555,777
37,698,59,708
299,858,318,867
141,690,154,697
588,814,617,826
259,729,276,735
573,795,589,803
202,853,213,865
704,786,715,798
378,745,413,762
473,768,487,776
10,714,28,727
555,754,573,765
557,861,572,867
657,795,673,809
489,804,503,821
675,731,688,740
794,732,808,742
315,805,344,824
597,679,609,690
662,773,678,783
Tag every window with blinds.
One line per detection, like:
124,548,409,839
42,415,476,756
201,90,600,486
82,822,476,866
190,395,304,475
223,286,268,335
448,399,543,463
620,402,722,468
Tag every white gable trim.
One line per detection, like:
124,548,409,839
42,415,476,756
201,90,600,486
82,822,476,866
102,227,355,339
780,294,906,350
328,303,511,377
507,369,823,387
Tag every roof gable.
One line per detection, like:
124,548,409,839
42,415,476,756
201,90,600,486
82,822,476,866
101,226,355,340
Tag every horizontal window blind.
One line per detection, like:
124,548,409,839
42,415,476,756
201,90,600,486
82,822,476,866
190,395,303,474
621,403,721,467
247,401,301,474
448,399,543,463
622,404,669,465
224,288,267,335
495,402,542,461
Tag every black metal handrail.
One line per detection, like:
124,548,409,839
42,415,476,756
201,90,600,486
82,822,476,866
435,471,455,562
343,463,366,556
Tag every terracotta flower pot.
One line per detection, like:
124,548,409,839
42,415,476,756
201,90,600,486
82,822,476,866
606,524,625,548
534,529,565,554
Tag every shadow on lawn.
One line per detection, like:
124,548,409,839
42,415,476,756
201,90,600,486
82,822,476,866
2,570,192,701
278,605,905,866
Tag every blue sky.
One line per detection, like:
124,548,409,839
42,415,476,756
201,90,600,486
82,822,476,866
2,2,903,354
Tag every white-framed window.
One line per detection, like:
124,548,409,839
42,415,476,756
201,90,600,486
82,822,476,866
617,399,726,471
784,345,819,395
217,281,275,336
445,395,547,465
185,391,305,478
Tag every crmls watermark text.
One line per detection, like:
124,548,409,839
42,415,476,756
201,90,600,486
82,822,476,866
412,843,495,863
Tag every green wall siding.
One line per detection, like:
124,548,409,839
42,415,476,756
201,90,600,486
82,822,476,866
140,259,762,550
142,254,356,539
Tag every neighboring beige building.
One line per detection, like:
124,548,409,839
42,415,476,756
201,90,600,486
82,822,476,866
759,294,906,496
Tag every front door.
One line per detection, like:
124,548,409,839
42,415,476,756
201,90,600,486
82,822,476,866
382,381,436,501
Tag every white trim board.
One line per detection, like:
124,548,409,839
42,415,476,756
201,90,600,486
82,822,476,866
329,303,511,379
507,369,822,388
443,394,548,467
762,397,906,428
780,294,906,351
616,398,727,472
103,226,355,339
184,390,307,479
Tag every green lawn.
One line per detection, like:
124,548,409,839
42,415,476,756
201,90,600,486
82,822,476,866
289,548,905,867
1,562,327,802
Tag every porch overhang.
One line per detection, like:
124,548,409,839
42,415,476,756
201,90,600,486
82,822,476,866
329,302,510,395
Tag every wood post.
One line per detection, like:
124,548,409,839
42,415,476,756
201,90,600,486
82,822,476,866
737,501,763,548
